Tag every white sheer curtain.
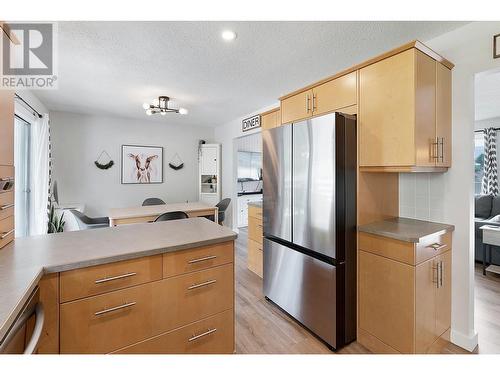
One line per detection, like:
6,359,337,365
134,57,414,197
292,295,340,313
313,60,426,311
29,114,50,236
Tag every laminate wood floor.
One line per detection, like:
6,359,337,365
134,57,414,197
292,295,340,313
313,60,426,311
234,228,475,354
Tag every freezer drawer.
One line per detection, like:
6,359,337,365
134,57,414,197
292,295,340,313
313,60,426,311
263,238,341,348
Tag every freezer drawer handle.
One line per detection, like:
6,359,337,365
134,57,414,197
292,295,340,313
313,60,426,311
188,328,217,342
187,255,217,264
94,272,137,284
0,203,14,211
187,279,217,290
427,243,446,251
0,229,15,240
94,301,136,316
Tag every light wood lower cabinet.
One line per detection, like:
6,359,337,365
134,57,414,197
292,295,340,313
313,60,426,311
56,241,235,354
358,232,452,354
112,309,234,354
247,205,263,277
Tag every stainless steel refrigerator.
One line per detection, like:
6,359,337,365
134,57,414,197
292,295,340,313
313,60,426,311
262,112,357,350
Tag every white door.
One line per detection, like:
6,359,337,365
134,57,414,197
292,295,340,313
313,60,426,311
201,147,218,175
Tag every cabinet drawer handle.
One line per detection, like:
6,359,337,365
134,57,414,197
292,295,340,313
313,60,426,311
433,264,440,288
187,279,217,290
188,328,217,342
0,229,15,239
427,243,447,251
95,272,137,284
0,203,14,210
439,261,444,287
0,177,14,182
94,301,136,316
188,255,217,264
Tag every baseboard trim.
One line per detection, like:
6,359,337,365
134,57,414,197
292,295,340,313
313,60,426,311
450,329,478,352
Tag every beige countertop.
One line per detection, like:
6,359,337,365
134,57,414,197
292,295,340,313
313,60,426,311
0,218,237,344
358,217,455,243
108,201,215,219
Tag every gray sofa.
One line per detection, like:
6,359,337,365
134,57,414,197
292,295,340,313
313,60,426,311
475,194,500,264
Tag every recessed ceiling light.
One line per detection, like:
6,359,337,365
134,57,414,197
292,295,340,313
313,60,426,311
221,30,237,42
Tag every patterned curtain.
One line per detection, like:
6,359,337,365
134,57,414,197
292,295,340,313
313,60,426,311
482,128,499,196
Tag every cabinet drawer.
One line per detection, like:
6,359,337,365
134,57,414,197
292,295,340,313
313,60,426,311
0,215,14,249
112,309,234,354
60,255,162,303
313,71,357,116
0,166,14,193
60,282,156,354
157,263,233,333
416,232,451,264
248,205,262,220
248,216,263,243
0,191,14,221
247,239,263,278
163,241,233,278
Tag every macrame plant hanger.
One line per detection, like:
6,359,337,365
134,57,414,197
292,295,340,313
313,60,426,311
169,152,184,170
94,150,114,170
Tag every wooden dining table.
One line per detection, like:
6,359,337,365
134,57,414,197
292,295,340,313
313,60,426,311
108,201,218,226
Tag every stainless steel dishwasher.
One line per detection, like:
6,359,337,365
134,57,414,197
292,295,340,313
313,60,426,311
0,287,44,354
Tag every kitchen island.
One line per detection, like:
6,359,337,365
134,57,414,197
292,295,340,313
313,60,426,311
0,218,237,354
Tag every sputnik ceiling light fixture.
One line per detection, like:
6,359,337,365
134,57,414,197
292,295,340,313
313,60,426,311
142,96,188,116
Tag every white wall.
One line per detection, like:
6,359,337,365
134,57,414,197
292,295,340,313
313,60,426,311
398,21,500,351
214,104,278,230
50,111,213,216
475,116,500,130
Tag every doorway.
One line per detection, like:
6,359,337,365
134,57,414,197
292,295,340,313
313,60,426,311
473,67,500,353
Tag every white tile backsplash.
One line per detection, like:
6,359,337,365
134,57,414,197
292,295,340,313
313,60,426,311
399,173,445,222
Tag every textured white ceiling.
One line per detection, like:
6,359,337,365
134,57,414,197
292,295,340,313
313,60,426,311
475,68,500,121
36,21,467,127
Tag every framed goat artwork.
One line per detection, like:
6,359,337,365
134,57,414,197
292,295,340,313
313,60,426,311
121,145,163,184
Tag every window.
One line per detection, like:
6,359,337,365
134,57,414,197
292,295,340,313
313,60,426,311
475,132,485,195
14,114,32,237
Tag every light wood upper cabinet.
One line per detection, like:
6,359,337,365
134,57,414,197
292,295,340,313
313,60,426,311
359,49,416,167
312,71,357,116
0,90,14,167
261,108,280,130
281,72,357,125
359,48,452,171
281,89,312,124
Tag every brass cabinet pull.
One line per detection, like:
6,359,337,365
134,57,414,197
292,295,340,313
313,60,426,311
0,229,15,239
187,255,217,264
427,243,447,251
188,328,217,342
187,279,217,290
94,272,137,284
94,301,136,316
0,203,14,210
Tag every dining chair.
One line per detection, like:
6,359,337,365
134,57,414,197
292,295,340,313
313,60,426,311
70,210,110,230
142,198,166,206
154,211,189,222
204,198,231,225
